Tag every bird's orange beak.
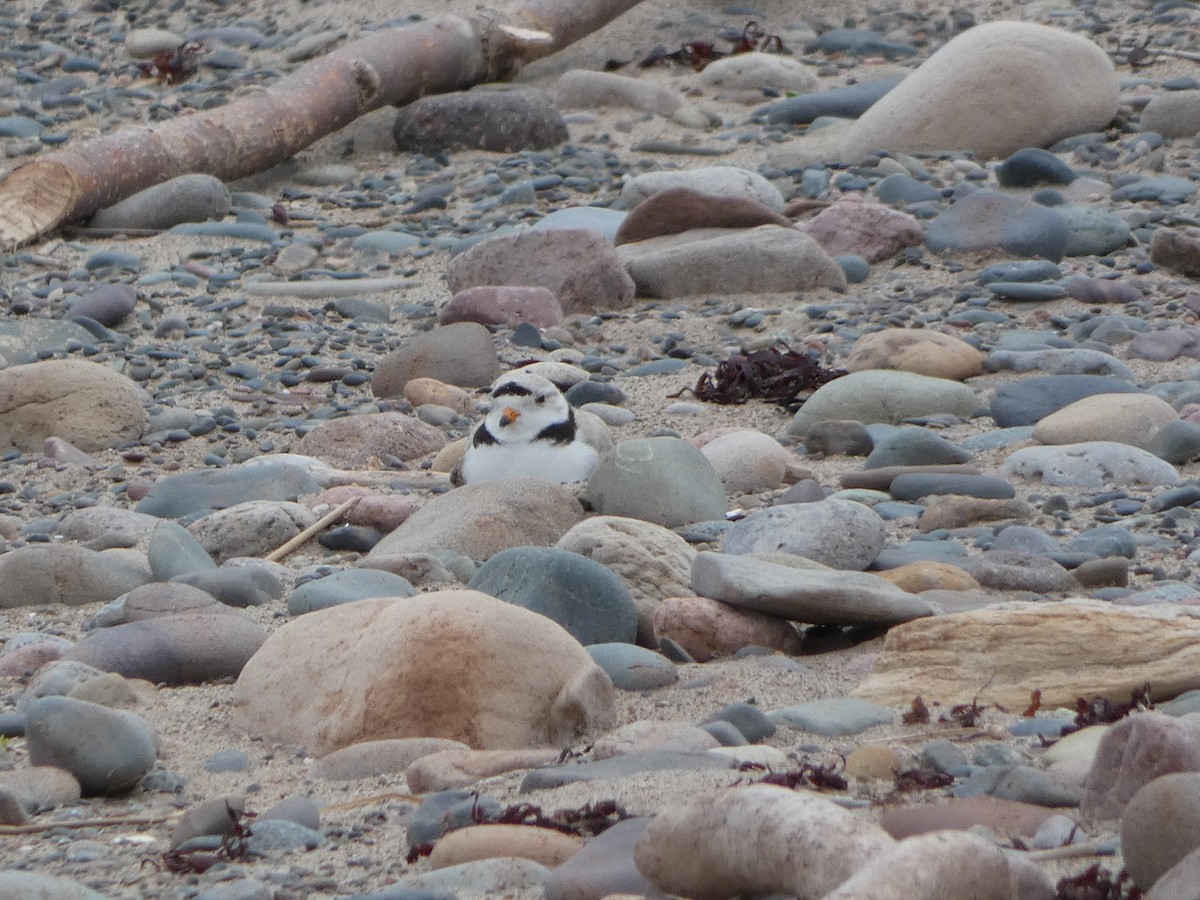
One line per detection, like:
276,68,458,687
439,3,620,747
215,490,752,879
499,407,520,427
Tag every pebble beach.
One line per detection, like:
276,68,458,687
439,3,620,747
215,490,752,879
2,0,1200,897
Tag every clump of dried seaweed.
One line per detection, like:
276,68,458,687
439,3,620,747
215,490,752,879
695,348,846,408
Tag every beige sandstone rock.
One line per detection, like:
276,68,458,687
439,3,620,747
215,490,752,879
822,831,1014,900
0,359,147,453
1033,393,1179,449
405,748,561,793
841,21,1118,161
854,600,1200,708
232,591,615,755
842,328,984,381
427,824,583,870
364,477,584,562
634,784,894,900
874,561,980,593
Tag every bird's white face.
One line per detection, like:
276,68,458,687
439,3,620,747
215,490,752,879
482,374,572,445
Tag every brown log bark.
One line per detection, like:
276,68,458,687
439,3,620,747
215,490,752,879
0,0,643,247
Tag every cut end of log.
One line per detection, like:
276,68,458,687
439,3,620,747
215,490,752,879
0,160,82,249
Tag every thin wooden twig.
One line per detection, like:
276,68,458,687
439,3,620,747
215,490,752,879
265,495,360,562
320,792,422,812
0,813,172,835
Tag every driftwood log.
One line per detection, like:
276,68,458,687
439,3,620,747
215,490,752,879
0,0,644,247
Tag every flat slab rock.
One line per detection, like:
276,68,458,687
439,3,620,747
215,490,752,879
854,599,1200,708
692,551,934,627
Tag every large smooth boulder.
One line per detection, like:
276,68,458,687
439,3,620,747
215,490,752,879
0,359,147,452
841,21,1119,160
232,591,615,755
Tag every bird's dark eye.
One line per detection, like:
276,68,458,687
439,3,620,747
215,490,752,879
535,394,546,405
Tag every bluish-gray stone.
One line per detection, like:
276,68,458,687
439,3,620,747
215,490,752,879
702,702,776,742
759,77,903,124
1151,420,1200,466
25,696,156,795
288,569,415,616
136,460,321,519
585,437,727,528
875,173,942,205
864,428,970,469
996,148,1077,187
469,547,638,645
1062,524,1137,558
954,765,1082,807
68,284,137,327
90,174,231,231
62,613,266,684
1057,205,1132,257
989,375,1143,427
870,540,970,569
533,207,627,242
978,260,1062,284
986,282,1068,302
926,189,1069,261
587,643,677,690
889,473,1016,500
407,790,503,849
148,520,216,580
173,565,282,608
769,698,892,736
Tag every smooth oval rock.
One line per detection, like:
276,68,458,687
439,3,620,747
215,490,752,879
585,437,727,528
233,591,614,754
634,784,894,900
62,612,266,684
722,497,886,570
0,360,148,452
468,546,638,645
364,477,583,562
788,370,979,436
25,696,156,795
841,21,1118,160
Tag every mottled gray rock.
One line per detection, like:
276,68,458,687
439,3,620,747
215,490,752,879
612,166,785,212
365,477,583,562
135,460,322,519
393,88,566,153
1003,442,1180,489
721,498,886,570
147,520,216,580
187,500,316,563
617,226,846,298
446,230,635,315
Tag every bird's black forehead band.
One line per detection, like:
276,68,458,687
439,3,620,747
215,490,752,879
492,381,533,398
